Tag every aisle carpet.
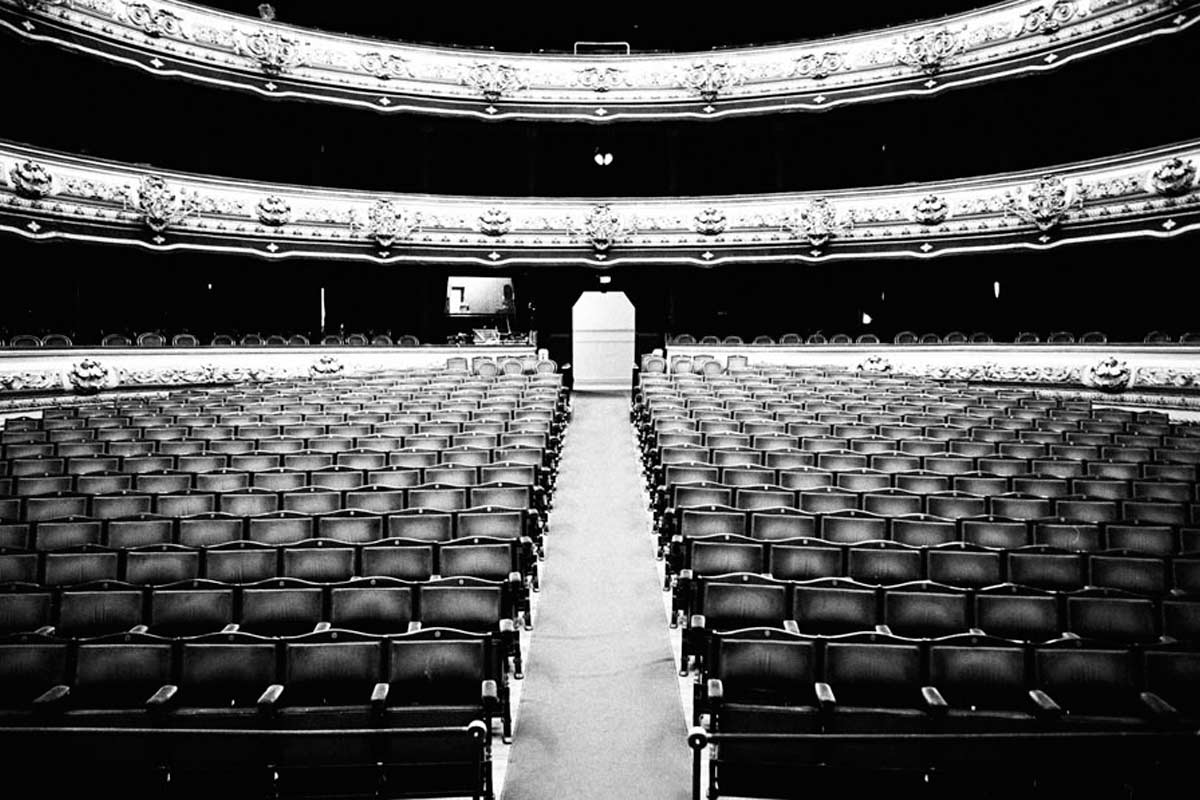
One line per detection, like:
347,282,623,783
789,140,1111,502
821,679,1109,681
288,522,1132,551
502,391,691,800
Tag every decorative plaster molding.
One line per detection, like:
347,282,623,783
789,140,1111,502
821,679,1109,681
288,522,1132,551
1,0,1196,120
2,138,1199,266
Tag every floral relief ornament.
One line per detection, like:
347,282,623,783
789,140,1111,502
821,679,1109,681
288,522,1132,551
581,204,630,252
792,52,847,80
67,358,111,393
256,195,292,227
1006,174,1082,231
1020,0,1080,35
9,160,54,199
310,356,344,377
693,207,727,236
125,3,184,37
461,63,525,102
680,61,743,102
577,67,625,93
478,207,512,236
1150,157,1197,196
359,52,410,80
784,198,852,247
896,29,965,74
912,193,949,225
857,355,893,373
362,199,419,247
133,175,195,233
1082,357,1133,391
239,30,306,75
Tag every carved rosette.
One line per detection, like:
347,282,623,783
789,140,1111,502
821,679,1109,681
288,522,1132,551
363,199,419,247
1082,357,1133,391
9,160,54,199
1007,174,1080,231
239,30,306,75
577,67,625,93
912,193,949,225
792,52,847,80
461,63,524,102
680,61,743,102
134,175,193,233
1020,0,1080,35
309,356,344,377
1150,157,1197,196
125,3,184,37
581,204,629,252
857,355,893,373
256,195,292,227
896,29,964,74
478,207,512,237
360,52,410,80
67,358,111,393
693,207,727,236
784,198,852,247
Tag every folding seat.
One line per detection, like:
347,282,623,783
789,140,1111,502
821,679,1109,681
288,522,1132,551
835,468,890,492
1131,480,1193,503
1088,553,1168,595
308,466,366,491
926,543,1003,588
926,491,987,519
255,436,307,454
0,635,70,716
892,471,951,494
133,470,195,497
202,542,277,583
364,466,423,490
278,487,341,515
175,453,228,474
682,536,765,579
0,589,53,634
1007,548,1086,591
951,473,1008,496
762,449,815,470
13,474,73,497
927,635,1043,732
679,505,747,538
56,587,146,637
106,514,174,548
1105,523,1176,556
791,578,878,635
1143,649,1200,724
212,487,277,517
479,462,537,487
819,512,885,545
316,509,384,544
682,575,792,673
388,449,442,470
720,467,775,488
238,579,325,636
41,547,120,586
776,467,834,492
64,455,120,477
989,493,1054,521
1087,460,1142,480
730,486,792,511
1123,499,1188,527
847,542,923,585
74,469,136,495
1162,598,1200,643
891,514,958,546
338,485,403,514
282,544,357,582
946,440,994,458
283,451,335,472
9,456,64,477
1054,497,1120,524
798,487,858,514
116,455,173,477
404,484,468,513
748,509,817,541
0,521,31,551
22,492,89,522
154,490,217,518
882,583,969,637
416,578,514,645
766,541,842,581
193,469,251,493
58,635,175,728
1143,462,1197,482
1010,476,1071,499
1066,592,1160,643
1033,520,1104,551
1034,645,1173,728
974,585,1061,641
388,509,455,542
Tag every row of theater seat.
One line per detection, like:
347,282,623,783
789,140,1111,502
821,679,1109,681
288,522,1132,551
0,628,501,798
694,628,1197,799
672,534,1200,594
667,330,1200,345
2,332,424,347
678,575,1198,673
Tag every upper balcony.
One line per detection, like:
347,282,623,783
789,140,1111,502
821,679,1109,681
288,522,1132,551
3,0,1196,121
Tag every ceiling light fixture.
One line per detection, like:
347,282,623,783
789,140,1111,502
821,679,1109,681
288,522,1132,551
593,150,614,166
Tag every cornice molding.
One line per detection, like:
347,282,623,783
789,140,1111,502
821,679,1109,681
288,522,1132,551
1,138,1199,265
1,0,1197,121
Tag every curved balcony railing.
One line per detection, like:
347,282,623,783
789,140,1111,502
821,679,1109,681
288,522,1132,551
1,0,1196,121
1,137,1197,265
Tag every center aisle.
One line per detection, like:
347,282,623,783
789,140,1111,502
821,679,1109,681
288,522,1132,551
502,390,691,800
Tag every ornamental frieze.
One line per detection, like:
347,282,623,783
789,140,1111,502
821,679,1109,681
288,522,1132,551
2,138,1199,264
11,0,1191,120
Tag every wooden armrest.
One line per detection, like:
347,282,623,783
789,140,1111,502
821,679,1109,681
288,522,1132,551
147,684,178,709
370,682,389,712
874,624,893,635
313,621,332,633
33,684,70,708
129,624,150,635
257,684,284,712
221,623,240,633
406,621,422,633
1028,689,1061,718
706,679,724,704
921,686,949,713
689,614,706,630
34,625,56,636
1140,691,1179,721
481,680,499,707
499,618,515,634
782,619,800,635
814,682,836,711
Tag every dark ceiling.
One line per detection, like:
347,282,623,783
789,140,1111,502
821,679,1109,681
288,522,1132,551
4,29,1197,198
195,1,985,52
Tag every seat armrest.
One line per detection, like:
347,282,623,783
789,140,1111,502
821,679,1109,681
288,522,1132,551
129,624,150,635
407,621,422,633
221,623,240,633
678,568,694,581
499,618,515,634
689,614,706,631
147,684,178,709
814,682,836,711
481,680,499,708
34,625,56,637
706,679,724,704
1140,691,1179,722
371,682,389,712
33,684,70,708
313,621,332,633
874,624,893,635
1028,689,1062,718
1059,631,1080,641
921,686,949,713
967,628,985,636
782,619,800,635
258,684,284,713
508,571,522,585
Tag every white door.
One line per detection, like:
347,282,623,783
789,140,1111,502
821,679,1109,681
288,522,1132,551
572,291,635,391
